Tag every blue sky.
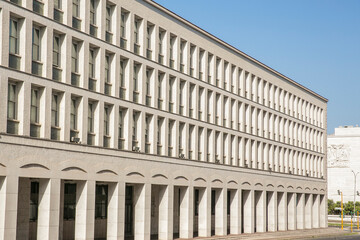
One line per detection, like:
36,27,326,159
153,0,360,133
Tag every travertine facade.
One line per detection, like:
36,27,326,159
0,0,328,239
328,126,360,203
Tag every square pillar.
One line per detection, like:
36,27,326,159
16,178,30,240
296,193,305,229
312,194,320,228
255,190,266,233
287,192,296,230
277,192,287,231
215,188,227,236
230,189,241,234
0,176,19,240
37,178,61,240
198,187,211,237
179,186,193,239
243,189,254,233
107,182,125,240
75,180,95,240
267,191,277,232
305,194,312,229
158,185,174,240
133,183,151,240
319,195,326,228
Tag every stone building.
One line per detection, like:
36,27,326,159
328,126,360,203
0,0,328,239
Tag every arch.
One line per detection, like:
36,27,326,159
255,183,263,187
305,187,311,190
0,163,6,168
21,163,49,170
277,185,285,188
62,167,87,173
287,186,294,189
313,188,318,191
97,169,118,175
320,188,325,192
227,180,238,185
152,174,168,179
194,177,206,183
212,179,223,184
174,176,188,181
127,172,145,178
296,186,303,190
242,182,251,186
267,184,274,188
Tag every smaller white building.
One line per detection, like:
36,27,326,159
328,126,360,203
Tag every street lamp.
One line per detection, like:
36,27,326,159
351,170,359,218
338,190,343,230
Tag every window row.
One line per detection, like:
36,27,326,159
6,80,324,176
5,3,325,129
5,17,325,152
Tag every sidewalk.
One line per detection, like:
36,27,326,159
189,228,356,240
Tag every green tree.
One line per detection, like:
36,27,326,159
328,199,335,214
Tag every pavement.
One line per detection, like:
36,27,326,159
187,228,360,240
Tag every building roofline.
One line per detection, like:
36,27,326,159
145,0,328,103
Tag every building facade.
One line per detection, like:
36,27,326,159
328,126,360,203
0,0,328,239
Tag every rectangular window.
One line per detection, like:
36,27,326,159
70,98,77,130
159,31,163,55
104,106,109,136
89,48,95,79
119,59,125,99
132,113,138,148
134,19,139,44
157,118,161,146
64,183,76,220
90,0,96,25
51,93,60,140
53,35,60,67
71,42,79,73
145,115,150,153
30,88,39,124
72,0,79,18
133,18,140,54
146,25,151,50
29,182,39,221
9,18,19,55
106,5,111,32
51,94,59,127
145,69,151,106
95,185,108,219
54,0,61,9
120,11,126,38
7,82,18,134
105,54,110,83
133,64,139,103
88,103,94,133
7,83,17,120
118,108,124,149
32,27,40,61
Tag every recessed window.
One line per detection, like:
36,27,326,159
30,88,41,137
9,17,20,69
7,82,19,134
95,185,108,219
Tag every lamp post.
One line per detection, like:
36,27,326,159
352,170,359,217
338,190,343,230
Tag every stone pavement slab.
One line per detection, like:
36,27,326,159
187,228,356,240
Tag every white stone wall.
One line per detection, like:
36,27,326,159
328,126,360,203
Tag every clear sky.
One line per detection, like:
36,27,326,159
153,0,360,134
